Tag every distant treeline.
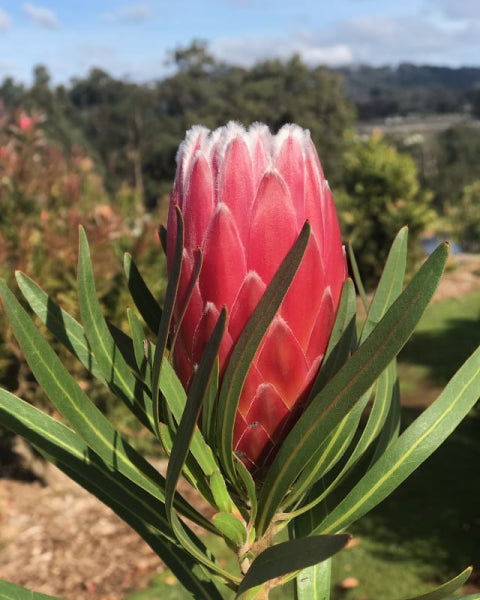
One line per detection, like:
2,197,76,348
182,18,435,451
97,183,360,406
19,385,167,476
1,42,480,209
335,63,480,120
0,42,356,207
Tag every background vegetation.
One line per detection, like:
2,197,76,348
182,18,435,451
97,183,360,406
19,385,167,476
1,40,479,598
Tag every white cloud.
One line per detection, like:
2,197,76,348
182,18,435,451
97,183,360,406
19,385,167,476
320,14,478,66
22,3,60,29
212,35,353,68
101,3,152,24
429,0,480,20
211,13,480,70
0,9,12,31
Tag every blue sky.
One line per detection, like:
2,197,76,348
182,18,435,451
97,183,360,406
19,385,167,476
0,0,479,84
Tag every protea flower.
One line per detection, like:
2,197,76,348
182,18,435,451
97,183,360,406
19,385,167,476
167,122,347,473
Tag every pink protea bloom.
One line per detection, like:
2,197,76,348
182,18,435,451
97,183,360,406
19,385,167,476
167,122,347,473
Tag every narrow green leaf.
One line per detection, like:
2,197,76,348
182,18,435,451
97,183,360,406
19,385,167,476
159,353,225,484
0,580,64,600
0,388,224,599
317,362,397,497
308,278,357,400
293,484,331,600
165,307,227,515
369,363,402,466
301,228,407,494
235,458,258,525
0,282,212,532
127,308,152,383
403,567,473,600
168,509,241,585
16,271,106,384
295,560,331,600
284,388,371,511
210,468,235,514
213,512,247,546
202,355,219,447
77,227,154,432
124,252,162,335
159,423,217,506
151,205,183,435
236,535,349,596
347,242,368,311
289,227,408,502
158,224,168,255
256,243,448,534
161,307,242,584
360,226,408,342
445,596,480,600
288,366,398,529
315,344,480,535
217,222,311,487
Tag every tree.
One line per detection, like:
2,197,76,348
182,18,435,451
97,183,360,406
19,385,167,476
336,132,436,288
444,180,480,252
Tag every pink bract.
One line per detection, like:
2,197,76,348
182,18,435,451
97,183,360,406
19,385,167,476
167,122,347,473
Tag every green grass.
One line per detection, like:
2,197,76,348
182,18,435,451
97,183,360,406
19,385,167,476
398,291,480,402
127,292,480,599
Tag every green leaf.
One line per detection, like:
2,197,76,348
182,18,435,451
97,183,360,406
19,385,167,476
151,205,184,435
158,423,217,506
292,486,331,600
202,355,219,448
236,534,350,597
162,307,241,585
0,388,224,599
256,243,448,535
213,512,247,546
0,281,212,532
16,271,106,384
165,307,227,516
127,307,152,383
360,226,408,342
315,344,480,535
295,560,331,600
159,351,226,486
124,252,162,335
302,228,407,492
0,580,65,600
216,221,311,488
403,567,473,600
77,227,154,432
210,468,235,514
308,278,357,400
284,387,370,511
369,363,401,466
288,365,399,531
235,458,258,525
158,223,168,255
347,242,368,311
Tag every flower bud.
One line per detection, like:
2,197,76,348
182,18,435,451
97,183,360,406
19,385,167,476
168,122,347,473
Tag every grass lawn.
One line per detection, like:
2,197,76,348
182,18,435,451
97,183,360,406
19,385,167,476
127,292,480,600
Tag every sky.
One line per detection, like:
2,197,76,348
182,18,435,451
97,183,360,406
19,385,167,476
0,0,479,85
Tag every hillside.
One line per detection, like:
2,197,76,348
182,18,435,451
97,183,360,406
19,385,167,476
335,63,480,120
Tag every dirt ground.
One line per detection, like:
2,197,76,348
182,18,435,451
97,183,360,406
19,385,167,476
0,253,479,600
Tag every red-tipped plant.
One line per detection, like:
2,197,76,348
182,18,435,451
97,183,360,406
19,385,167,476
167,122,347,472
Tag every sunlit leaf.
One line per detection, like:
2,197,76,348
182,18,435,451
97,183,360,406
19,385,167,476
256,243,448,534
315,345,480,535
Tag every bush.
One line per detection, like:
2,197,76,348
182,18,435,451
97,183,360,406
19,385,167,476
0,108,166,422
335,133,436,289
444,180,480,253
